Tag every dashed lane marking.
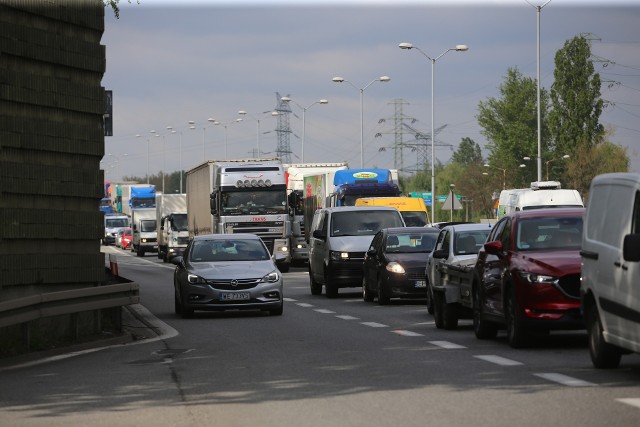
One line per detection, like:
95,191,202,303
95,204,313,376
336,315,359,320
392,330,424,337
616,398,640,409
314,309,336,314
296,303,314,308
361,322,388,328
534,373,596,387
474,355,524,366
429,341,467,349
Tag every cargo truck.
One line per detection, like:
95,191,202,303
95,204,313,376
284,162,348,265
131,208,157,257
186,158,291,272
156,193,189,262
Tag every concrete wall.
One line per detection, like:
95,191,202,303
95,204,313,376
0,0,106,294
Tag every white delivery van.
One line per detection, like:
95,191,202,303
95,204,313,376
504,181,583,215
581,172,640,369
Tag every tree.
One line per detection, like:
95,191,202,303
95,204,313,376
476,67,550,185
549,35,604,155
451,137,483,165
103,0,138,19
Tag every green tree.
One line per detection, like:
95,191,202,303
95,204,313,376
103,0,138,19
451,137,483,165
476,67,550,185
549,35,604,155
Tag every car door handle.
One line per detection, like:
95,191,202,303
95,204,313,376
614,261,628,271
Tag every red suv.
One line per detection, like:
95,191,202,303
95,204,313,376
472,208,585,348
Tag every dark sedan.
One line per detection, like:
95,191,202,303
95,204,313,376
171,234,283,318
362,227,440,305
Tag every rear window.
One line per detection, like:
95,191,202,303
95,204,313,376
331,210,404,237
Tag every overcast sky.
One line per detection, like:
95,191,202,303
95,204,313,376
101,0,640,183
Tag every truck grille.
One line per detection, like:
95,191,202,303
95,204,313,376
226,222,283,253
178,236,190,245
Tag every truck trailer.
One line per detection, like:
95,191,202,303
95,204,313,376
186,158,291,272
156,193,189,262
284,162,348,264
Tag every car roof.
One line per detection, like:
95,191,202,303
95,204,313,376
319,206,400,213
384,226,440,234
192,233,262,241
509,207,585,220
446,223,495,232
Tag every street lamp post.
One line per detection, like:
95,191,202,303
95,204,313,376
237,110,279,157
399,42,469,223
545,154,570,180
280,97,328,163
332,75,390,168
484,163,507,190
135,133,151,184
167,126,183,194
150,130,166,193
188,118,216,161
215,118,243,160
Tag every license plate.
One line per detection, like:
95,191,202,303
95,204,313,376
220,292,250,301
414,280,426,288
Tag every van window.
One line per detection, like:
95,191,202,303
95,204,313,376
401,211,428,227
330,210,404,237
588,185,630,247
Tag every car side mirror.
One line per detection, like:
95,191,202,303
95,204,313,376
171,256,184,266
483,240,503,256
432,249,448,259
312,229,326,240
623,234,640,262
367,248,377,257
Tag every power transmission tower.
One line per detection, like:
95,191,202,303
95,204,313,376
274,92,292,163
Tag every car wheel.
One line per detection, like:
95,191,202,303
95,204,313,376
425,276,434,315
473,283,498,339
506,287,528,348
174,291,182,315
325,266,338,299
269,303,284,316
443,301,459,330
433,291,444,328
362,276,374,302
377,277,390,305
279,263,290,273
587,303,622,369
309,265,322,295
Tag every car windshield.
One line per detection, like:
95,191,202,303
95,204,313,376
331,210,404,237
190,239,271,262
454,231,491,255
385,233,438,253
516,216,583,251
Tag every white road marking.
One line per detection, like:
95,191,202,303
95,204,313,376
344,299,362,303
392,330,424,337
314,309,336,314
283,298,297,302
412,321,435,326
361,322,388,328
474,355,523,366
296,303,314,308
534,373,596,387
616,398,640,409
429,341,467,349
336,315,359,320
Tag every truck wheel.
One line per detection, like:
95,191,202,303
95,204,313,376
137,248,145,257
362,277,374,302
443,302,459,330
506,287,528,348
587,303,622,369
473,284,498,339
433,291,444,329
309,265,322,295
377,277,390,305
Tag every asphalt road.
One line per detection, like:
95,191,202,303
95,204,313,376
1,246,639,427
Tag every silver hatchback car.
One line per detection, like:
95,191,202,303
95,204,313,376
171,234,284,318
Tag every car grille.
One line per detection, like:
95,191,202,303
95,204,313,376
205,278,262,290
406,271,424,281
557,274,580,298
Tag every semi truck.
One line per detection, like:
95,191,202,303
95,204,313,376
156,193,189,262
186,158,291,272
303,168,401,241
284,162,348,265
110,183,156,216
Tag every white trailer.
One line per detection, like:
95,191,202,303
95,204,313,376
186,158,291,272
284,163,348,264
156,193,188,262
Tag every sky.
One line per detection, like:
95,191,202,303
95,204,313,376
101,0,640,183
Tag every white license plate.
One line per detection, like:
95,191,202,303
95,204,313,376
414,280,426,288
220,292,250,301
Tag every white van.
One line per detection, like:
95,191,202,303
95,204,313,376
307,206,405,298
581,173,640,369
504,181,583,215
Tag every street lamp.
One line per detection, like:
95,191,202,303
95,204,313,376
237,110,279,157
399,42,469,223
484,163,511,190
188,118,216,161
545,154,570,180
151,130,166,193
332,75,390,168
215,118,243,160
526,0,553,181
135,133,151,184
280,96,328,163
449,184,456,222
167,126,183,194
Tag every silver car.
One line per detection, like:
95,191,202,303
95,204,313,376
171,234,283,318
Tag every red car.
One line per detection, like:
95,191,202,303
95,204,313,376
471,207,585,348
120,227,133,250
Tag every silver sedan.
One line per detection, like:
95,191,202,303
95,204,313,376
171,234,284,318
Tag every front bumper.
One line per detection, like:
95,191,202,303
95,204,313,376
179,280,283,312
327,258,365,288
381,269,428,298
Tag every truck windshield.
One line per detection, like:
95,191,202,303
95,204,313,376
221,190,287,215
331,210,404,237
105,218,128,228
131,197,155,208
140,220,157,232
171,214,188,231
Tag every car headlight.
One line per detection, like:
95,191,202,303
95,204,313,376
330,251,349,261
187,274,207,284
519,272,557,285
386,262,405,274
263,271,280,283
